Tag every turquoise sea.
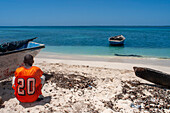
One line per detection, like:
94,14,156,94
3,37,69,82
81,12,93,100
0,26,170,58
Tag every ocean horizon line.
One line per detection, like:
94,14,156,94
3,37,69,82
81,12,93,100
0,25,170,28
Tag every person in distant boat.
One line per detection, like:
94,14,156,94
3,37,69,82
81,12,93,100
12,54,45,102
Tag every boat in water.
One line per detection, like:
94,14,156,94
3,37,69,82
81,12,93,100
0,37,45,80
133,67,170,88
109,35,125,46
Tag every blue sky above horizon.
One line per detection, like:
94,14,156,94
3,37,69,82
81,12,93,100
0,0,170,26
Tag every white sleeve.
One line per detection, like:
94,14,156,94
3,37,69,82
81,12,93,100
40,75,45,85
12,76,16,86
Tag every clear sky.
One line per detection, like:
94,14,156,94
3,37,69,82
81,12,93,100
0,0,170,26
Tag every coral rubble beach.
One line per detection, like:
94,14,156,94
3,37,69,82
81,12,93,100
0,52,170,113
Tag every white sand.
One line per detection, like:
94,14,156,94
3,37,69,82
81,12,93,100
0,52,170,113
35,52,170,73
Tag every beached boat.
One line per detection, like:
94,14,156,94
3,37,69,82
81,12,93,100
133,67,170,87
109,35,125,45
0,37,45,80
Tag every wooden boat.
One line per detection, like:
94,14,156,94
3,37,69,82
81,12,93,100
0,37,45,80
109,35,125,45
133,67,170,87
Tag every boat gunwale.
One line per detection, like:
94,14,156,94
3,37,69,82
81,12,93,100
133,66,170,75
0,42,45,56
108,35,125,42
109,39,125,42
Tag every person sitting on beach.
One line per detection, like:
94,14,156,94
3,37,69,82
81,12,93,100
12,54,45,103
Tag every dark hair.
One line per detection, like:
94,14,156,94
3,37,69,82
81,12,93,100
24,54,34,66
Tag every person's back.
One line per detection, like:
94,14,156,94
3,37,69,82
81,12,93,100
12,54,45,103
13,66,43,102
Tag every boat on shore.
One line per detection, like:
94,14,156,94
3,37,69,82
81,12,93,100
109,35,125,46
0,37,45,80
133,67,170,88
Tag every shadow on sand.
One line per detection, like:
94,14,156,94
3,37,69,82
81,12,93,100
20,96,51,108
0,78,15,102
141,82,170,90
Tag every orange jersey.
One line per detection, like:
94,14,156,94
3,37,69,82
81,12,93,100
13,66,43,103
